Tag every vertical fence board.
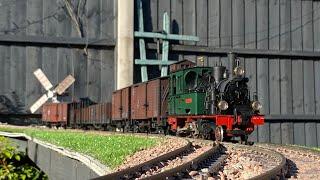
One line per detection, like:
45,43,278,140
72,49,87,99
195,0,208,64
304,60,317,146
220,0,231,49
318,123,320,147
9,1,27,109
183,0,196,62
57,3,73,99
25,0,43,112
315,1,320,145
208,0,220,66
100,50,114,102
232,0,244,48
170,1,182,34
158,0,170,31
171,0,183,38
42,0,58,90
169,0,183,61
314,0,320,117
232,0,245,67
244,0,257,142
280,0,293,145
302,0,317,147
101,0,115,39
291,0,305,146
257,0,270,142
100,0,115,102
149,0,158,32
196,0,208,46
0,0,11,97
219,0,231,67
87,0,102,102
292,61,305,145
269,0,281,143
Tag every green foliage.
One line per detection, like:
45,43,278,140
0,136,47,180
0,127,160,169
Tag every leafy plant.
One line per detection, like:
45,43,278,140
0,136,47,180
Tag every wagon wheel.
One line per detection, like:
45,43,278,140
215,126,224,143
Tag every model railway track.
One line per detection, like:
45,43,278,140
94,141,287,180
256,143,320,179
135,142,221,180
222,143,287,180
94,140,219,180
93,139,193,180
152,143,287,180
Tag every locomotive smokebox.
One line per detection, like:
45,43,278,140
212,66,226,83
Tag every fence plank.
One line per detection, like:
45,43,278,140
25,0,43,112
208,0,220,66
196,0,208,46
42,0,58,90
9,1,27,109
317,123,320,147
57,2,73,99
72,49,87,99
232,0,245,67
313,1,320,146
101,0,115,39
0,0,11,97
148,0,158,32
86,0,102,102
158,0,170,32
280,0,293,145
219,0,232,68
169,0,183,61
291,0,305,146
257,0,270,142
100,50,114,102
100,0,115,102
314,1,320,118
269,0,281,143
302,0,317,147
183,0,196,62
244,0,257,142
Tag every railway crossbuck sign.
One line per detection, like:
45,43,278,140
29,69,75,113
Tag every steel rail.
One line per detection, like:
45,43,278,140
230,144,287,180
256,143,320,156
139,143,222,180
93,138,191,180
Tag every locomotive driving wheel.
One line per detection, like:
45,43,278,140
215,126,224,142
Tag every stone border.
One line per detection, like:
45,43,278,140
0,131,110,176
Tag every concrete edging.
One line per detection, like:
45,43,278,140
0,131,111,179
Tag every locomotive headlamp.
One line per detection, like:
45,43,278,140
218,100,229,110
251,101,262,111
234,66,245,76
